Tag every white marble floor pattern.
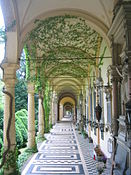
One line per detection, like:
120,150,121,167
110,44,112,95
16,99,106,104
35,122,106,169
22,122,88,175
75,130,112,175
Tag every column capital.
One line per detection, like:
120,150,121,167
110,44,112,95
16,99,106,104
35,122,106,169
108,65,123,83
27,82,35,94
104,86,112,102
120,51,131,80
2,63,19,81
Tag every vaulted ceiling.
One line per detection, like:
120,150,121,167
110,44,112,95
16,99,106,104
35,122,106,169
25,15,106,98
1,0,114,100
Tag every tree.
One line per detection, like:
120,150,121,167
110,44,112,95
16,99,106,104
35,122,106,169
15,80,28,112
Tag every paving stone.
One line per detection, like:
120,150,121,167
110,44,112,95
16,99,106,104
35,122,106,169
22,121,87,175
75,129,112,175
22,121,112,175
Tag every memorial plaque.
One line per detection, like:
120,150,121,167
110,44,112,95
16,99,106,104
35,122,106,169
114,144,127,175
107,138,113,153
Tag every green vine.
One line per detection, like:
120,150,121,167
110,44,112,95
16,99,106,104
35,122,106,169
24,45,30,80
25,15,103,82
98,46,107,67
44,82,51,133
2,147,18,172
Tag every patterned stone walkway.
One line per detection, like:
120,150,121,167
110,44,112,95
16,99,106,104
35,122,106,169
76,130,112,175
22,121,88,175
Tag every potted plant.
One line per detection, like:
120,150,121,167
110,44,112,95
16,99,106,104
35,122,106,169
97,165,104,175
89,137,93,143
94,146,106,161
82,131,88,139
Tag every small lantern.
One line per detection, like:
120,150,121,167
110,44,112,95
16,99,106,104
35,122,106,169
95,104,102,122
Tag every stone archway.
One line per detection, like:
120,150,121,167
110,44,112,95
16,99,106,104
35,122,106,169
58,96,76,122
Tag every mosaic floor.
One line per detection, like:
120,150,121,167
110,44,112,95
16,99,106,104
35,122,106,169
22,122,88,175
76,130,112,175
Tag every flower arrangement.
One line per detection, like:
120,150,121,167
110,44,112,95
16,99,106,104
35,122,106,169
94,146,107,163
82,131,88,139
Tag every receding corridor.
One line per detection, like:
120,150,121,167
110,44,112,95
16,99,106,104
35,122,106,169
22,119,111,175
0,1,131,174
22,120,87,175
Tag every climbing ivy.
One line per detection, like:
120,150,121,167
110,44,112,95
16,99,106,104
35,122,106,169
23,15,107,135
25,15,103,83
44,82,51,133
24,45,30,80
2,147,19,173
98,46,107,67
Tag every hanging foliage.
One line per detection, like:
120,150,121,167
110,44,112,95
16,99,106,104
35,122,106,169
43,82,51,133
25,15,103,84
98,46,107,67
24,45,30,80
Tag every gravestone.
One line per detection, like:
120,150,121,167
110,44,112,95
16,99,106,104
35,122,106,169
113,115,131,175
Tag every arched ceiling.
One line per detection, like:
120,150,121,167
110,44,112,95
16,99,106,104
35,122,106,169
0,0,113,101
53,81,81,93
60,97,75,106
25,15,105,97
15,0,114,33
1,0,115,47
50,77,83,98
63,102,74,111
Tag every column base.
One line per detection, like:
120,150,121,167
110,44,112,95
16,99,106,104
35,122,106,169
37,132,45,143
4,167,18,175
3,147,18,175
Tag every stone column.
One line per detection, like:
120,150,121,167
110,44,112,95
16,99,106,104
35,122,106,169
77,105,80,123
112,76,119,135
49,111,52,127
2,63,18,174
73,105,76,122
37,93,44,138
128,59,131,101
88,81,91,138
54,95,58,123
59,104,63,121
50,96,53,125
52,98,55,125
27,83,36,149
95,68,103,146
3,81,16,150
110,43,122,137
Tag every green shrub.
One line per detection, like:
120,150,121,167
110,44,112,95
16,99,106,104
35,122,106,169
16,124,24,148
15,109,28,148
16,114,27,142
17,147,37,172
44,83,50,133
15,109,28,129
0,129,3,159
